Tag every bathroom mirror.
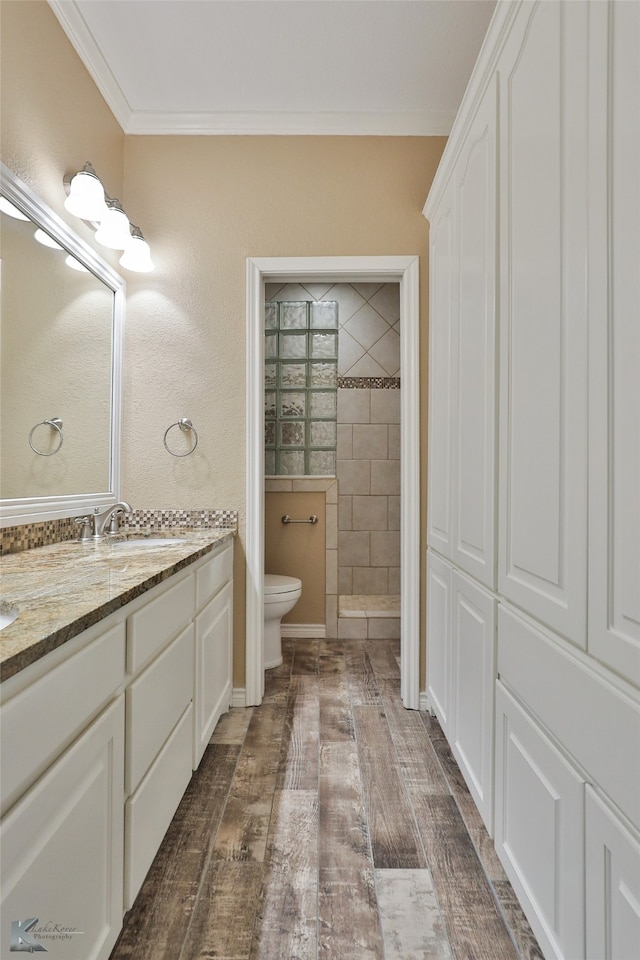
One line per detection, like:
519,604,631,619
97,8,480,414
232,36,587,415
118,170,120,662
0,162,124,525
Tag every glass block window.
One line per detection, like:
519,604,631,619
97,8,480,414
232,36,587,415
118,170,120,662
265,299,338,476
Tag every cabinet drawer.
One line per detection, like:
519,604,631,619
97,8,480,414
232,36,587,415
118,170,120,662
127,574,195,674
196,542,232,610
124,703,193,910
126,624,194,795
1,620,126,816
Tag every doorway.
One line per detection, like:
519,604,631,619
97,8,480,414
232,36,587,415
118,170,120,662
246,256,420,708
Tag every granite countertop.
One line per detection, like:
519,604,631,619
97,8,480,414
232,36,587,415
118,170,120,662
0,529,234,682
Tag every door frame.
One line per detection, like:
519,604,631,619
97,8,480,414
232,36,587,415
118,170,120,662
246,256,420,707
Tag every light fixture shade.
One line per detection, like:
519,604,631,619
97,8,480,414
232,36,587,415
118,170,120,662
0,196,30,220
119,227,154,272
34,228,63,250
95,198,130,250
64,166,107,221
65,254,89,272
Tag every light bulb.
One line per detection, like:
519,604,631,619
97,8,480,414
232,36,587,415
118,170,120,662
95,199,130,250
119,228,154,273
64,165,107,221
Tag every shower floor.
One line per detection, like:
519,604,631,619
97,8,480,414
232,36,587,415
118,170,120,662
339,595,400,618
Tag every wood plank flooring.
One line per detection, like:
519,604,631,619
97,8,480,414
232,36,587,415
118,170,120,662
109,638,543,960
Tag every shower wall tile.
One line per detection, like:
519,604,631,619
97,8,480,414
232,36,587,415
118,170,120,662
326,504,338,550
388,496,401,531
369,284,400,324
344,303,390,352
337,424,353,460
371,532,400,567
388,567,401,594
351,282,384,301
326,549,338,595
353,567,389,596
352,496,388,532
337,460,370,495
338,531,370,567
388,424,401,460
352,424,388,461
339,566,353,595
325,594,338,639
338,388,370,424
325,480,338,505
370,460,400,496
346,354,388,379
338,495,353,530
369,328,400,377
371,390,400,424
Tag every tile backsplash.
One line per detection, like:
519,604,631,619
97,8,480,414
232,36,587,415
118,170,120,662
1,508,238,555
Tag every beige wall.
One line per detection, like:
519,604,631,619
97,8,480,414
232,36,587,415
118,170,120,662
2,0,446,690
265,492,326,625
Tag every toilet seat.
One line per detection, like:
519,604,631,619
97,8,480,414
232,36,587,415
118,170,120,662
264,574,301,597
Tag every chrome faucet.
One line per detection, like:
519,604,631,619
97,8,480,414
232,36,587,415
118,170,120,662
80,501,132,540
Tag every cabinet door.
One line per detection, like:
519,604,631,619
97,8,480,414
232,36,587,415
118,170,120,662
193,580,233,768
498,0,589,646
427,183,457,558
426,550,452,735
586,785,640,960
495,681,585,960
452,79,497,590
587,0,640,685
451,571,496,835
0,698,124,960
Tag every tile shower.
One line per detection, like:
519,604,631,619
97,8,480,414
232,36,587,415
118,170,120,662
265,282,401,641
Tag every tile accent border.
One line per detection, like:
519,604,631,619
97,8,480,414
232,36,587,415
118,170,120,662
338,376,400,390
1,508,238,556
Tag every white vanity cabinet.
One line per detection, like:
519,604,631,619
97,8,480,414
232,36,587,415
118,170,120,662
123,540,233,908
0,620,127,960
0,536,234,955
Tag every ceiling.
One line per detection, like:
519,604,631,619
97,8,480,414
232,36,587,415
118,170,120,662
49,0,496,136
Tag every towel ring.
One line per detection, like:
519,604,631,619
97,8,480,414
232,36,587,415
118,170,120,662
163,418,198,457
29,418,63,456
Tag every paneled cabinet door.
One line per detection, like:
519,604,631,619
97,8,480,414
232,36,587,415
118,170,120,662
451,571,496,835
452,78,497,590
194,580,233,768
497,0,589,646
427,182,456,559
495,682,585,960
0,697,125,960
587,0,640,686
426,550,452,735
585,786,640,959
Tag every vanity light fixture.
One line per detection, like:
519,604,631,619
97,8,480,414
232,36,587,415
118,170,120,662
64,162,107,221
64,162,154,272
119,225,154,273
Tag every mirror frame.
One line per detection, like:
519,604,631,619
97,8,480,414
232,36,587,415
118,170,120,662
0,161,125,527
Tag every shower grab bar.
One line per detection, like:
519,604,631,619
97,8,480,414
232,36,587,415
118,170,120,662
281,515,318,525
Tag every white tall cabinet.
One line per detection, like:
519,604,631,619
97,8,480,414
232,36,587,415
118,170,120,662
424,2,640,958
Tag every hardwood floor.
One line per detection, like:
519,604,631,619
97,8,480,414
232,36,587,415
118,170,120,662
109,638,543,960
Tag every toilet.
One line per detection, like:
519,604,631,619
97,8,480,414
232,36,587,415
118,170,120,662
264,574,302,669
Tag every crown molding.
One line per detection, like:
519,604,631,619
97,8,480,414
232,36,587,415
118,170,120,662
48,0,132,131
127,110,454,136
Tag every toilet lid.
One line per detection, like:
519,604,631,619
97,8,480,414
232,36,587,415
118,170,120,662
264,574,302,595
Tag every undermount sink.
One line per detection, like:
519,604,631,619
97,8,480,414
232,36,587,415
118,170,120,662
0,607,19,631
115,538,188,548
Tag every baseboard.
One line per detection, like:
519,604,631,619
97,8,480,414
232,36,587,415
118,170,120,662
281,624,326,638
231,687,246,707
419,690,431,712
